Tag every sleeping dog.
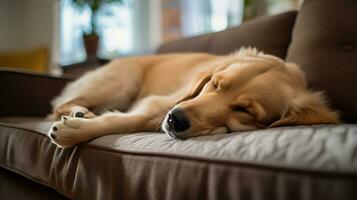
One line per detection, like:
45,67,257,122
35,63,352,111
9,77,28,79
48,48,339,148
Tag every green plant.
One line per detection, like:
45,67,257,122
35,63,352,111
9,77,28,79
69,0,124,36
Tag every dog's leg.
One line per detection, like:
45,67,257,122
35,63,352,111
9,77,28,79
48,101,96,120
48,95,176,148
51,61,143,119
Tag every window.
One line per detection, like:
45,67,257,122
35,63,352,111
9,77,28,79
60,0,133,65
161,0,243,43
181,0,243,36
60,0,297,65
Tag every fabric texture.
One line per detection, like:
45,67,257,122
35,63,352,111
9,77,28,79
157,11,297,59
0,69,72,117
0,167,68,200
286,0,357,123
1,117,357,200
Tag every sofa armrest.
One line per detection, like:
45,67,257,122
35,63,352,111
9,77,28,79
0,68,73,117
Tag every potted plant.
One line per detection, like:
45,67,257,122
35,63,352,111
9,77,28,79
69,0,124,59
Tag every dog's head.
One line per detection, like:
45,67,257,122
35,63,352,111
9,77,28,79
162,49,340,139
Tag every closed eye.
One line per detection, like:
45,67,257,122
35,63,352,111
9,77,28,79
212,81,218,89
212,78,221,91
203,80,218,92
232,105,250,114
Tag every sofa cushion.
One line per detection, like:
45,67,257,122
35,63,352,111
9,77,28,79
157,11,297,59
286,0,357,123
1,117,357,200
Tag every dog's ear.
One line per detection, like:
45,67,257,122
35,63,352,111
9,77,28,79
270,92,340,127
179,71,212,102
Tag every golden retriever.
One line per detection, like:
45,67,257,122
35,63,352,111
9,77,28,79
48,48,339,148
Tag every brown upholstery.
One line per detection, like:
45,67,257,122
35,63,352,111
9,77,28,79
158,11,297,59
0,69,71,117
286,0,357,123
1,117,357,200
0,167,68,200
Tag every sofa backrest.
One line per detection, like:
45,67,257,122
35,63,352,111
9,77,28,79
157,11,297,59
287,0,357,123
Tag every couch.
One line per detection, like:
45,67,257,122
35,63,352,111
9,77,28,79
1,0,356,199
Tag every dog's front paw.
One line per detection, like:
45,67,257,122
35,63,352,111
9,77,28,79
47,116,92,148
70,106,96,119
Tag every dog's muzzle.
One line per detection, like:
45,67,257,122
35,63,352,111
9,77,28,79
166,108,190,138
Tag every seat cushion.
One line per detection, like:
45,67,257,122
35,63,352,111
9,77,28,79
1,117,357,200
286,0,357,122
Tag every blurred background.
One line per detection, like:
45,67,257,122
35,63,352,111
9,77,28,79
0,0,301,74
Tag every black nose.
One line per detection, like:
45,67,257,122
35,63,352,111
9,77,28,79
167,109,190,133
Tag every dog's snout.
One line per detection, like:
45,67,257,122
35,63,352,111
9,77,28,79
167,109,190,133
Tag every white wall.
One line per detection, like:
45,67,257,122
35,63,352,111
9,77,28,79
0,0,59,72
0,0,22,51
